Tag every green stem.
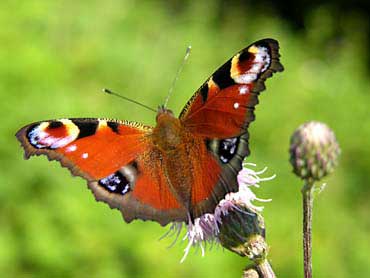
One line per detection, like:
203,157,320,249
302,181,314,278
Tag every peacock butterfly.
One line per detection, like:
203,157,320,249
16,39,283,226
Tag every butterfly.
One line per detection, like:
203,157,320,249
16,39,283,226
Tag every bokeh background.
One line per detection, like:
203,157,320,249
1,0,370,277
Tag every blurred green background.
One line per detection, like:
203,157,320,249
1,0,370,277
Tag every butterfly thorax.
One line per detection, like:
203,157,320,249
152,109,187,152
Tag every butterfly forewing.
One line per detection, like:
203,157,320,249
180,38,283,138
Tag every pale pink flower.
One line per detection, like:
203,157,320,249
164,163,275,262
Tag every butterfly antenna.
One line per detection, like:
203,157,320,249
102,88,157,113
163,45,192,108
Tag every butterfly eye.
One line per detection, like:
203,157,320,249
219,137,239,163
97,163,139,195
26,120,80,149
98,171,131,195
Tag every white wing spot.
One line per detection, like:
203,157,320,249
234,102,240,109
239,86,249,95
66,145,77,152
122,184,130,194
82,153,89,159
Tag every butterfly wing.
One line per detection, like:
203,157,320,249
16,118,188,225
180,38,283,138
180,39,283,215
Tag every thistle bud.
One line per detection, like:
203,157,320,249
289,121,340,181
218,205,267,261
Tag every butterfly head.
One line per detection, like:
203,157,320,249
156,105,174,121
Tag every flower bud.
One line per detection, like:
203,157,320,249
218,205,267,261
289,121,340,181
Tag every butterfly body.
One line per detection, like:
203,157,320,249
16,39,283,225
148,107,205,214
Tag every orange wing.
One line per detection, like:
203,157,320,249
16,119,148,179
179,39,283,214
16,118,188,225
180,38,283,138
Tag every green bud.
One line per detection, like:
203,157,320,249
218,205,267,261
289,121,340,181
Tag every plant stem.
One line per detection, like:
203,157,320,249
243,260,276,278
243,267,259,278
255,259,276,278
302,181,314,278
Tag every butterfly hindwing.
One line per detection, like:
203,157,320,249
88,151,188,225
